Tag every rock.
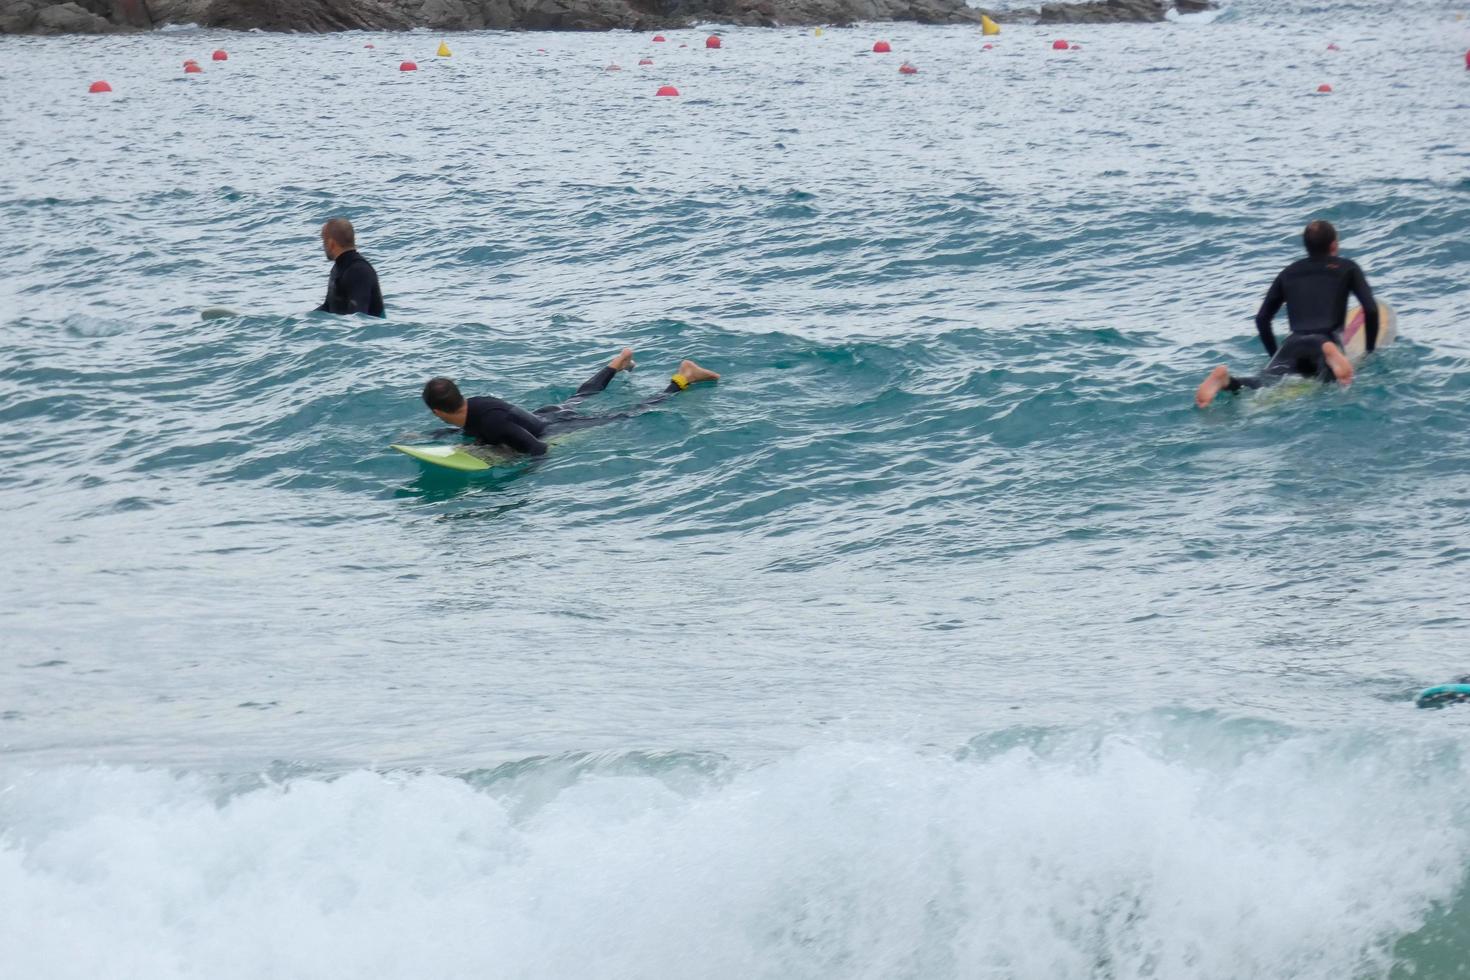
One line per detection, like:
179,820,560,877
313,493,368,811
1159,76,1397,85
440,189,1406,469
34,0,114,31
1038,0,1170,23
0,0,1207,33
0,0,39,33
202,0,413,31
113,0,152,25
413,0,484,28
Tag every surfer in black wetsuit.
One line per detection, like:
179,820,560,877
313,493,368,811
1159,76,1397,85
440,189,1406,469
317,217,385,318
1195,220,1379,407
421,348,720,456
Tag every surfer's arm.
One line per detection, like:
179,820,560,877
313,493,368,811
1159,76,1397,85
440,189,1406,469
1254,275,1285,355
483,419,548,457
1350,264,1379,352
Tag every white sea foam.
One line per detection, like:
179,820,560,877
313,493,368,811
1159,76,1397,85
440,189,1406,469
1166,7,1226,24
2,722,1465,979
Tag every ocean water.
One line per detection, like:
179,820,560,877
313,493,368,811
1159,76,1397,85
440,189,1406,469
4,2,1470,976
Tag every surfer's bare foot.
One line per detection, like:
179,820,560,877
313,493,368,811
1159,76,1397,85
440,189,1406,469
1195,365,1230,408
609,347,636,372
1322,341,1354,386
678,360,720,384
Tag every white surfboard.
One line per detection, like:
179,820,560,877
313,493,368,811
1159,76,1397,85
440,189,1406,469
1341,302,1396,361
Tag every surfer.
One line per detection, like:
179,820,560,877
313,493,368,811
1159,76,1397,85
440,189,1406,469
317,218,385,318
1195,220,1379,407
421,348,720,456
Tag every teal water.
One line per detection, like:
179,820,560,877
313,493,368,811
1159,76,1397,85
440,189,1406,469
4,5,1470,977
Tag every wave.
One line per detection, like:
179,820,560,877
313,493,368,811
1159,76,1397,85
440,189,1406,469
2,714,1467,979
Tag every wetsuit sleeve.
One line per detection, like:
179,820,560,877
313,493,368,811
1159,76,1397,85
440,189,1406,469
496,421,549,457
1255,274,1285,356
1350,263,1379,353
339,263,378,317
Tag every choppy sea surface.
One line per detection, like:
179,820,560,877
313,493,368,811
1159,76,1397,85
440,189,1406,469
4,2,1470,976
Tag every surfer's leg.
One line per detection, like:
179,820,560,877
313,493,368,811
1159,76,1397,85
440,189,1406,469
542,359,722,432
588,360,720,414
538,348,637,417
569,348,636,400
666,359,720,392
1321,341,1354,386
1195,365,1258,407
1193,365,1240,408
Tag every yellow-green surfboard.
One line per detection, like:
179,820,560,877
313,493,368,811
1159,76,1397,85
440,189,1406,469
390,444,497,472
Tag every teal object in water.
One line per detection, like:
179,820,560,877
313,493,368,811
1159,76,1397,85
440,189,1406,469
1416,683,1470,709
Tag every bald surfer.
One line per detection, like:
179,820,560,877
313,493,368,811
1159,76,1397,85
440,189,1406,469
317,217,385,318
422,348,720,456
1195,220,1379,407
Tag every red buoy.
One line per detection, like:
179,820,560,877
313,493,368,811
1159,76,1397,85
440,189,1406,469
605,63,622,71
873,40,891,53
1051,39,1069,49
898,62,917,74
212,49,228,61
706,35,721,48
88,80,112,93
183,59,198,67
656,85,679,96
184,63,203,74
652,34,666,42
399,61,418,71
1326,42,1340,51
639,58,653,65
982,43,994,50
364,43,375,48
1317,83,1332,92
1464,49,1469,69
1070,43,1082,50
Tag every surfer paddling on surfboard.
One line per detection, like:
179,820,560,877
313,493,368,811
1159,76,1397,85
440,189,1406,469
421,348,719,456
1195,220,1380,407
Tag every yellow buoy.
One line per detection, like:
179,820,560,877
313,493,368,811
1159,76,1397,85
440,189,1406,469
814,27,823,36
981,14,1000,35
437,41,452,57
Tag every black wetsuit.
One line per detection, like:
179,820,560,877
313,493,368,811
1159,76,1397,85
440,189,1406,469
461,366,682,456
318,250,385,318
1227,254,1378,392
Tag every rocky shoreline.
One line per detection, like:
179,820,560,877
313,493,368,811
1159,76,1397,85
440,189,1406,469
0,0,1214,35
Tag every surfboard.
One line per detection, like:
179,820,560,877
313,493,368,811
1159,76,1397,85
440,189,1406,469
1340,301,1396,361
390,443,498,472
1416,682,1470,709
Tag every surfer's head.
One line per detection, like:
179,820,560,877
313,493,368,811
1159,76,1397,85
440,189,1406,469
423,377,467,424
321,217,356,260
1303,220,1338,259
